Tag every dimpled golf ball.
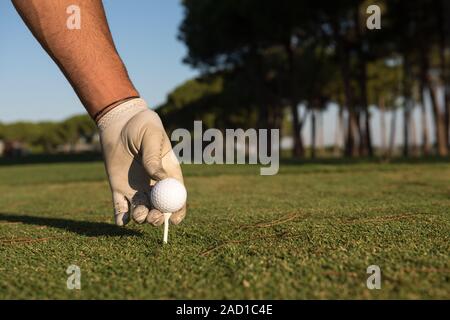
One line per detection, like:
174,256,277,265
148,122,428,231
151,178,187,213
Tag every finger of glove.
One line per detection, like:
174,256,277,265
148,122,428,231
170,203,187,225
113,193,130,226
141,128,169,181
146,208,165,226
131,205,149,224
130,191,151,224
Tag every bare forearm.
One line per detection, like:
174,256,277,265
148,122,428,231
12,0,139,117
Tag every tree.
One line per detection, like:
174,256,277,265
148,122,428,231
179,0,312,157
367,57,402,157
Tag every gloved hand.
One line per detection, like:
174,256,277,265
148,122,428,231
97,98,186,226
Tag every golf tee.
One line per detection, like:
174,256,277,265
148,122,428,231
163,212,172,244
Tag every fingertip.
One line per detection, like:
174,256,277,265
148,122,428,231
115,212,130,226
170,204,186,225
146,208,164,226
113,193,130,226
132,205,149,224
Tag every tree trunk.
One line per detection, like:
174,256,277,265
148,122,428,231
419,27,448,157
318,111,324,156
437,0,450,150
402,55,413,157
346,108,358,157
354,8,373,157
311,109,316,159
332,18,358,158
403,106,411,157
419,82,430,156
271,104,283,130
379,96,387,156
285,42,303,158
290,103,304,158
410,111,418,157
358,62,373,157
334,104,344,156
428,82,448,156
388,109,397,157
357,111,367,156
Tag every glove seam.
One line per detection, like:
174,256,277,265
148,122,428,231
97,98,148,131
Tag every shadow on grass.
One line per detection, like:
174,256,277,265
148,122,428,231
0,212,142,237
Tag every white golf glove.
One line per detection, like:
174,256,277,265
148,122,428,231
97,98,186,226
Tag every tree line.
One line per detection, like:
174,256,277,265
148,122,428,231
0,115,96,154
158,0,450,159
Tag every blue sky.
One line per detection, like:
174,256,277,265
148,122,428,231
0,0,197,122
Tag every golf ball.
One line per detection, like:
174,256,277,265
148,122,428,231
151,178,187,213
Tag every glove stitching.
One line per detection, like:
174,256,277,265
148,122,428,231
97,98,147,131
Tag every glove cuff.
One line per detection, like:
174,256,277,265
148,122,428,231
97,98,148,132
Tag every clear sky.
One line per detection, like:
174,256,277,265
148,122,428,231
0,0,197,122
0,0,433,147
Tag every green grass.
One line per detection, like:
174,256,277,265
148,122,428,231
0,160,449,299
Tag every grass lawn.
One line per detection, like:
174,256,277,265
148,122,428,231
0,160,449,299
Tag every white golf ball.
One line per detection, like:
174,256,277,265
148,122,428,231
151,178,187,213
